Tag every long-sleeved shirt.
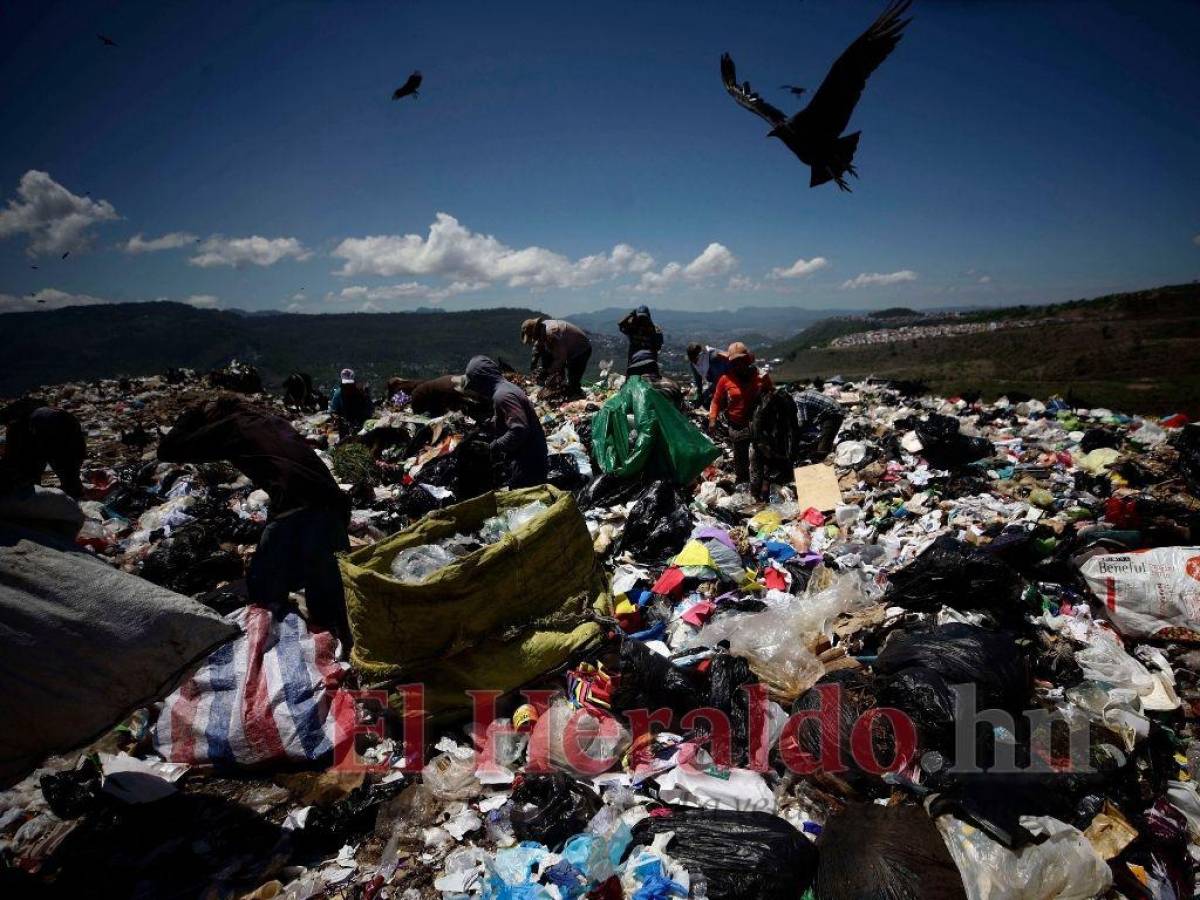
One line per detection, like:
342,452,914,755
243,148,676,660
536,320,591,376
464,357,548,487
158,401,350,523
710,368,773,429
328,383,373,426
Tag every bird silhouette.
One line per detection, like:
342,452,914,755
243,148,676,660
392,71,422,101
721,0,911,191
30,265,38,270
61,251,70,259
98,34,117,47
781,84,807,96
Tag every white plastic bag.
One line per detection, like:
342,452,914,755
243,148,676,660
692,570,870,701
1080,547,1200,641
936,814,1112,900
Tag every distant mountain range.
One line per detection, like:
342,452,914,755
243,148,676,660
565,306,867,345
0,302,538,396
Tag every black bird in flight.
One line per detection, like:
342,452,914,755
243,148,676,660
98,34,118,47
392,71,422,101
30,265,38,270
61,251,70,259
781,84,807,96
721,0,911,191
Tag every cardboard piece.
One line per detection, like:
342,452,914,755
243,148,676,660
793,464,843,513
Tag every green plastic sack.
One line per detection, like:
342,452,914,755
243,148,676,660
591,376,718,485
339,485,609,719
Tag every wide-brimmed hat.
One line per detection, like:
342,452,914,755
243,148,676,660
520,316,546,345
725,341,754,364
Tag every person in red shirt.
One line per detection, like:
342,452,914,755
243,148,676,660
709,342,773,493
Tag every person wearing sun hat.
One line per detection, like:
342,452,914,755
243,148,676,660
522,316,592,397
328,367,374,435
709,341,773,491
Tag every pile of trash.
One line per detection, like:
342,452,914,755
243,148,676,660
4,367,1200,900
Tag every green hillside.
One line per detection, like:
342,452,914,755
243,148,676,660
0,302,539,396
770,283,1200,415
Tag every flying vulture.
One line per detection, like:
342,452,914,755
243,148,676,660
98,34,117,47
61,251,70,259
392,71,422,101
781,84,807,96
721,0,911,191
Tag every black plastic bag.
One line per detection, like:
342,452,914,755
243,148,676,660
613,480,692,562
294,780,406,856
708,652,756,765
751,391,806,478
915,414,992,468
509,774,601,850
1080,427,1120,454
393,482,447,520
140,524,244,595
886,535,1024,623
546,453,589,492
1178,424,1200,495
874,623,1031,714
876,665,959,754
41,759,102,819
791,669,892,791
578,472,647,510
612,639,705,727
815,803,966,900
632,807,818,899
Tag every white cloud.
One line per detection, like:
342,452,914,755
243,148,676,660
0,287,111,314
636,242,737,293
328,279,489,307
727,275,760,292
0,170,119,256
1193,233,1200,247
182,294,220,309
124,231,196,254
332,213,654,290
768,256,828,280
978,274,992,284
840,269,918,290
189,235,311,268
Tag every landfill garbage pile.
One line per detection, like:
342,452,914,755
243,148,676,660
4,366,1200,900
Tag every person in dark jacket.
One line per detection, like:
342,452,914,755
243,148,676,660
0,400,87,497
618,305,664,374
158,396,353,649
628,350,685,410
328,368,374,434
463,356,548,489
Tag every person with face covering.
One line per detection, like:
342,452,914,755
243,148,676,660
708,342,774,494
618,305,664,374
463,356,548,489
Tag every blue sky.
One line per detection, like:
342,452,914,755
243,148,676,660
1,0,1197,316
